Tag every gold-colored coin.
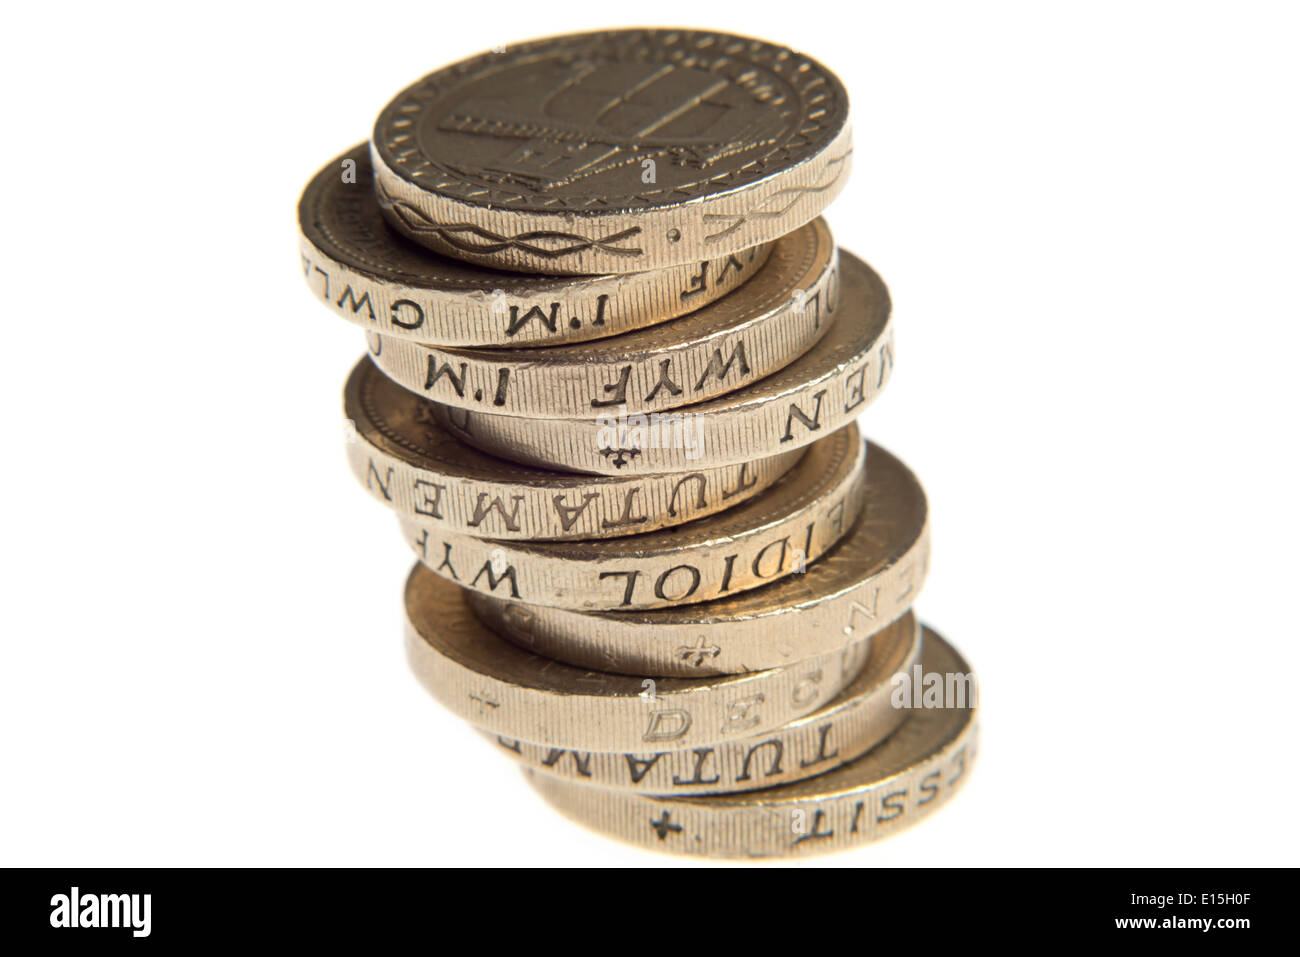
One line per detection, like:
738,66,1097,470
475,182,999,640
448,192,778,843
487,611,919,794
367,220,837,417
431,251,891,474
526,626,977,858
398,424,865,611
370,30,851,274
344,357,802,540
404,564,872,752
466,442,927,674
300,144,770,347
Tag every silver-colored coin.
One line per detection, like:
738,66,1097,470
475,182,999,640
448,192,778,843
372,29,852,274
367,219,837,417
300,144,770,347
404,564,872,752
487,611,920,794
398,424,865,611
344,357,802,540
526,626,978,857
432,251,891,474
466,441,928,674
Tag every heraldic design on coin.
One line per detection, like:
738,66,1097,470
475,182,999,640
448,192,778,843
371,30,853,273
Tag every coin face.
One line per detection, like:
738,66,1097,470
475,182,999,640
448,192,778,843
372,29,852,273
300,144,769,347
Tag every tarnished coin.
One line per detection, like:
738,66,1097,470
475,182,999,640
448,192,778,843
404,563,872,752
526,626,977,857
398,424,865,611
488,611,919,794
300,144,770,348
432,251,891,474
467,442,927,674
372,29,852,274
344,357,801,540
368,219,838,417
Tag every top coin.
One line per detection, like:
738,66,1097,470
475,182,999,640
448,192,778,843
372,29,852,274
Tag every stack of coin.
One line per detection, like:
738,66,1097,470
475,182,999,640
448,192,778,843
298,28,978,859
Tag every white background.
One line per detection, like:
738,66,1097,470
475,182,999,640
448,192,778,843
2,1,1297,866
